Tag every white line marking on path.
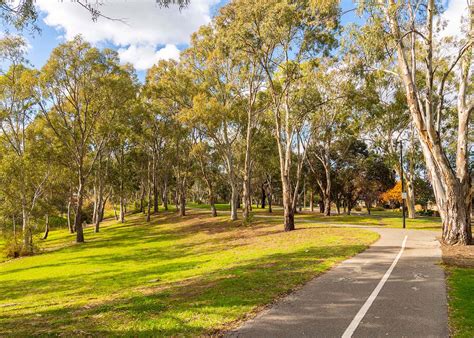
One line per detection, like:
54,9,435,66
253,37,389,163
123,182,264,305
341,235,408,338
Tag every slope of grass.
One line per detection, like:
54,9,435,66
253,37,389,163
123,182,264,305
0,211,378,336
447,267,474,337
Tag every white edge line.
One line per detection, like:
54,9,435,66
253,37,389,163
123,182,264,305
341,235,408,338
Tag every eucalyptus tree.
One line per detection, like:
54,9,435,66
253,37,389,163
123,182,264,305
189,132,222,217
358,1,473,244
216,0,339,231
215,10,268,222
39,36,137,243
0,35,51,254
300,59,358,216
357,71,421,218
180,25,246,221
146,60,195,217
250,116,281,213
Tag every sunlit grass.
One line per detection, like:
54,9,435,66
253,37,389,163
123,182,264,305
194,204,441,231
447,267,474,337
0,211,378,336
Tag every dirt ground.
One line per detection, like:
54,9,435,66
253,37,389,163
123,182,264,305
442,243,474,267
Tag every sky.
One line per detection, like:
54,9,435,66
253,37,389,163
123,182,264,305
4,0,466,82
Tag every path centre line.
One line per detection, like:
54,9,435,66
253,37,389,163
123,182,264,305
341,235,408,338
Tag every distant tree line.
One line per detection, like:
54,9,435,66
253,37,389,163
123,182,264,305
0,0,471,257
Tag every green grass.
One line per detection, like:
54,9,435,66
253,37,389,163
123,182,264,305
447,267,474,337
218,206,441,230
298,210,441,230
187,202,232,211
0,211,378,336
186,203,441,230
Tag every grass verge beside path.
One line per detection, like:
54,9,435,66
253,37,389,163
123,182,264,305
0,211,378,336
443,244,474,337
446,268,474,337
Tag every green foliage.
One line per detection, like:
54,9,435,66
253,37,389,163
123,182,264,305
3,232,39,258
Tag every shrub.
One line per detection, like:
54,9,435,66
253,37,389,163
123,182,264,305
371,206,385,211
354,206,362,212
3,233,39,258
417,210,435,216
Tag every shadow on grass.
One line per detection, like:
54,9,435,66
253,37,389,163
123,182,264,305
0,243,370,336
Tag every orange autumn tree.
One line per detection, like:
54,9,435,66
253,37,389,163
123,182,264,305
381,181,402,207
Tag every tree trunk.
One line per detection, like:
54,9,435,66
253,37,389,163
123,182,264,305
242,129,252,221
210,201,217,217
366,201,371,215
139,183,145,213
67,200,74,234
162,180,168,211
406,176,416,219
95,179,104,233
261,184,266,209
99,196,106,222
146,160,152,222
324,195,331,216
113,202,118,220
94,210,101,233
42,214,49,240
153,157,159,213
323,163,331,216
74,177,85,243
310,189,314,212
282,177,295,231
209,189,217,217
146,189,152,222
385,0,472,245
92,185,98,226
21,202,33,253
119,191,125,224
268,190,273,213
230,183,238,221
179,191,186,217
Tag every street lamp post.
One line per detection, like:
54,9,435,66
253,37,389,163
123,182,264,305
399,141,406,229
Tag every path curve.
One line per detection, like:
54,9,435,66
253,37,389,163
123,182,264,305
227,223,448,337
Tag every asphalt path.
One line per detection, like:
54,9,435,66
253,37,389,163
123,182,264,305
227,222,448,337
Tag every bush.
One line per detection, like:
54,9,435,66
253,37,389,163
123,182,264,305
3,233,39,258
417,210,435,216
371,206,385,211
48,215,68,229
354,206,362,212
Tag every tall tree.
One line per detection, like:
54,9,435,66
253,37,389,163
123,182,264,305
180,26,245,221
217,0,339,231
359,1,473,244
0,35,50,254
39,36,136,243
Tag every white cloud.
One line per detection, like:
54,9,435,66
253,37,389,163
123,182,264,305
118,43,180,70
439,0,469,39
36,0,219,70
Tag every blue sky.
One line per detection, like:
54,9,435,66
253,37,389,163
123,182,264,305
5,0,462,82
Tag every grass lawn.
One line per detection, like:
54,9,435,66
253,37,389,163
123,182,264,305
298,210,441,230
447,267,474,337
0,211,378,336
189,204,442,230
